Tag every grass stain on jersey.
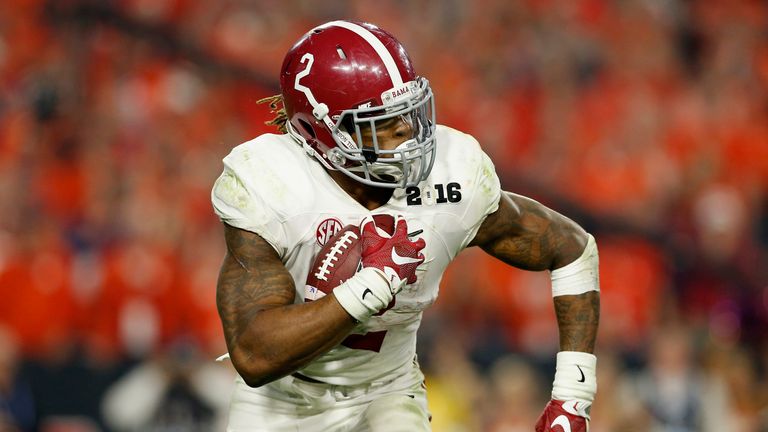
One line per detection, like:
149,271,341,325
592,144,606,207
216,171,250,209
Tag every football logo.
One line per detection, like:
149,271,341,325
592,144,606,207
316,218,343,245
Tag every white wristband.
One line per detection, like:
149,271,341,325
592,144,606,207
552,351,597,403
332,267,392,322
550,234,599,297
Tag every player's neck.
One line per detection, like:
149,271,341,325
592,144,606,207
328,170,394,211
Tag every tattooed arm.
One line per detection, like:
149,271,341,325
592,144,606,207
217,223,357,387
469,192,599,353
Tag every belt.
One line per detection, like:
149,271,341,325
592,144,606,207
291,372,325,384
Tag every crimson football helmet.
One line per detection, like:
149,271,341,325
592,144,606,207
280,21,436,189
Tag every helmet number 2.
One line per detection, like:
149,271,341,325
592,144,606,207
294,53,316,104
406,183,462,206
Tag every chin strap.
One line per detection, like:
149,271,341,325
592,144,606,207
348,161,404,181
346,139,418,184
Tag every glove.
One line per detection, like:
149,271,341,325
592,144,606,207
535,351,596,432
535,399,590,432
360,214,425,287
333,215,425,322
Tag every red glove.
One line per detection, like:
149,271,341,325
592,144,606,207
535,399,590,432
360,214,425,286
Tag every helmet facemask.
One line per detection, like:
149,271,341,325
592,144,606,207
280,21,437,189
324,77,436,189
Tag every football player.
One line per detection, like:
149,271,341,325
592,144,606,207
212,20,600,432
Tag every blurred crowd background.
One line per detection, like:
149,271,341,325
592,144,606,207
1,0,767,431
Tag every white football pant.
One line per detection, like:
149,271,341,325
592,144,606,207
226,363,431,431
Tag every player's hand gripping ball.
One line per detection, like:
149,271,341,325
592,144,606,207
304,214,425,312
305,224,364,300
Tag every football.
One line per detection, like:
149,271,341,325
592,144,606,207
304,215,395,302
305,224,363,300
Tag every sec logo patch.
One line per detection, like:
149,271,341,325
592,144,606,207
315,218,343,246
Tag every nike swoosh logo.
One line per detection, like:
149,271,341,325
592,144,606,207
576,365,585,383
391,248,422,266
362,288,372,300
551,415,572,432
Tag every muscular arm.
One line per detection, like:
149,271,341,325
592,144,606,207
217,223,357,387
469,191,599,353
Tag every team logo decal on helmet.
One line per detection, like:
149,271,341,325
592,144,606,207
280,20,437,189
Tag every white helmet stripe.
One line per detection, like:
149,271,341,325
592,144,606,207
319,20,404,87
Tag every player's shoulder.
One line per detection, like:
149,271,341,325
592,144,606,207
430,125,495,182
223,133,305,171
217,133,319,218
435,124,483,152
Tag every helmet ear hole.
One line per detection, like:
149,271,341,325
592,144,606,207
298,119,316,138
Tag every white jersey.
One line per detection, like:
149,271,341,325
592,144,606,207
211,125,501,386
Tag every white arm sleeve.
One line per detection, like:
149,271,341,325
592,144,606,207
550,234,600,297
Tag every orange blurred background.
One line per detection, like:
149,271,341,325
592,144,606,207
0,0,767,431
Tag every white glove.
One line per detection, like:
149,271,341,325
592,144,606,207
333,266,396,322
